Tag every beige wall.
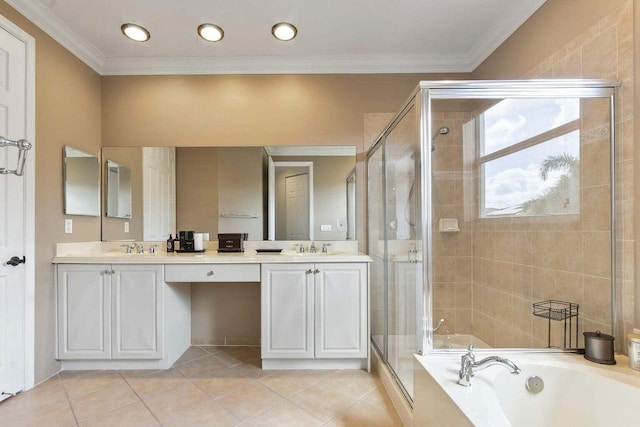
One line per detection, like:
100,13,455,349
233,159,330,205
0,2,102,383
176,147,219,237
100,73,466,150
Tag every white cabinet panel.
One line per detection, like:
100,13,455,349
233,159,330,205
57,265,110,359
315,263,367,358
261,262,368,361
112,265,163,359
261,264,314,358
57,264,164,361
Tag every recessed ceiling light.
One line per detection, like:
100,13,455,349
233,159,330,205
121,23,150,42
198,23,224,42
271,22,297,41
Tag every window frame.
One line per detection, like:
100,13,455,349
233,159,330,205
476,102,581,218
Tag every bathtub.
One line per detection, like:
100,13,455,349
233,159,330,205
413,352,640,426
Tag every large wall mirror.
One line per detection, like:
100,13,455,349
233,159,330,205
63,146,100,216
101,146,356,242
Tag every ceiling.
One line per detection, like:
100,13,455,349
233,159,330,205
6,0,547,75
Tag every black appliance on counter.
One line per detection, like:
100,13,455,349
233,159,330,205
178,230,195,252
218,233,248,252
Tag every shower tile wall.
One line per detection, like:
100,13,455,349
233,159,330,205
432,0,634,350
432,112,474,337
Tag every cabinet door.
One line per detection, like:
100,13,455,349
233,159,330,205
315,263,368,358
261,264,314,359
111,265,164,359
57,265,111,359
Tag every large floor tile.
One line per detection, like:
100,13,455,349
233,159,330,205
123,368,186,398
290,381,359,422
77,401,158,427
141,382,210,423
161,400,241,427
244,401,323,427
70,382,139,421
217,382,285,421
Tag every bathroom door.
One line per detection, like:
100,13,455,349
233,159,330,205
0,23,28,401
285,173,310,240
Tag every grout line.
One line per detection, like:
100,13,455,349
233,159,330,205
118,370,164,426
56,373,81,427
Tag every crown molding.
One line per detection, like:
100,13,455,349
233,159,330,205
6,0,545,76
265,146,357,157
5,0,104,73
466,0,547,69
101,53,474,75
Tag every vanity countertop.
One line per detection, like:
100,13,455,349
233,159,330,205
52,241,372,264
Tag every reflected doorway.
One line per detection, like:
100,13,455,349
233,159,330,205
268,161,314,240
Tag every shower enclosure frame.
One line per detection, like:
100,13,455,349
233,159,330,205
367,79,620,402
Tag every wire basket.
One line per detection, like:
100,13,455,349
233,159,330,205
532,300,579,321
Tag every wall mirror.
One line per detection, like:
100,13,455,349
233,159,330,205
101,146,356,242
105,160,132,219
63,146,100,216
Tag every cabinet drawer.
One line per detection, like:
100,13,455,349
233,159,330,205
165,264,260,282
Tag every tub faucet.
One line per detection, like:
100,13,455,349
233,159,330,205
458,345,520,387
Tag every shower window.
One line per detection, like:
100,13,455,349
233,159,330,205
477,98,581,217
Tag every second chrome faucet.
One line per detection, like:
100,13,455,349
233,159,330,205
458,345,520,387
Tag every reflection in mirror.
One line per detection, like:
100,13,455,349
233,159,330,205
346,168,356,240
267,146,357,241
105,160,132,219
63,146,100,216
101,146,356,242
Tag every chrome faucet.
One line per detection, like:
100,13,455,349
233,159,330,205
309,242,316,253
296,243,305,253
458,345,520,387
133,243,144,254
321,243,330,253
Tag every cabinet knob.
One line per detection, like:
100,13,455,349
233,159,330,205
206,270,215,276
314,269,320,274
305,269,313,274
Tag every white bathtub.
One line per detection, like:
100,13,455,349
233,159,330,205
413,352,640,426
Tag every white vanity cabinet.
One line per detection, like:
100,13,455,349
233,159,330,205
261,262,368,367
57,264,163,360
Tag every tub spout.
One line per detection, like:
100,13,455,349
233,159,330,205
473,356,521,374
457,345,520,387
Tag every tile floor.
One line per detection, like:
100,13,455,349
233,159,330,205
0,346,402,426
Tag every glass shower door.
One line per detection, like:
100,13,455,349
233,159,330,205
368,145,386,355
384,103,421,400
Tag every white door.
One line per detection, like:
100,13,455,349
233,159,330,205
285,174,309,240
261,264,314,359
0,24,28,401
315,263,367,358
111,265,163,359
143,147,175,241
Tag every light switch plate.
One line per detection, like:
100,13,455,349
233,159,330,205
124,222,129,233
337,217,347,232
320,224,332,232
64,219,73,234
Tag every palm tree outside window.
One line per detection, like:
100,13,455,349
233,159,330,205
476,98,581,218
